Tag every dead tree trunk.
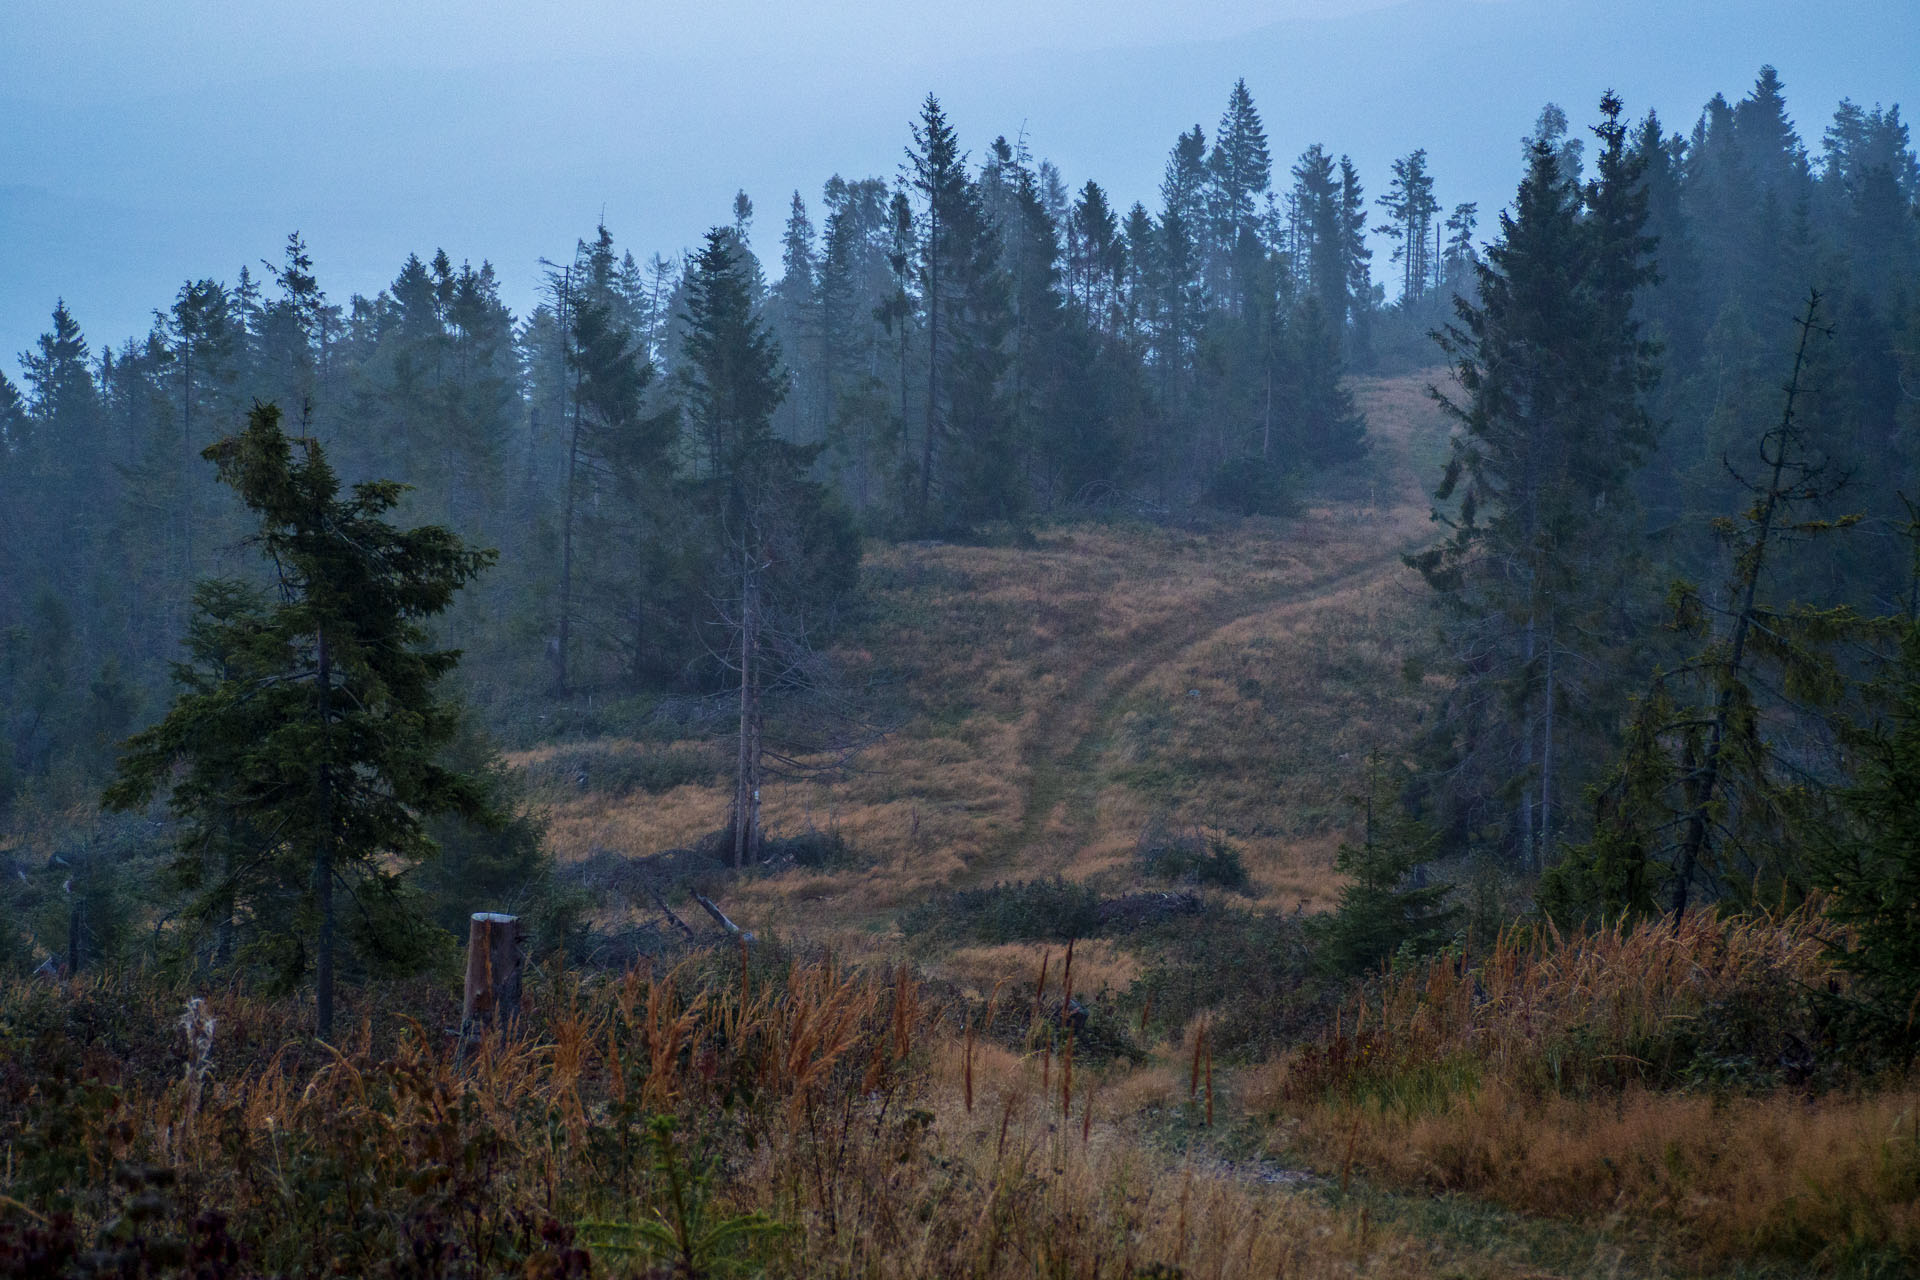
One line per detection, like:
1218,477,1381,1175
732,561,762,869
462,912,523,1033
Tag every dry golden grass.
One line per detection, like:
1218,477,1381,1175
527,369,1456,939
1248,909,1920,1270
3,964,1468,1279
928,938,1141,1001
1287,1082,1920,1268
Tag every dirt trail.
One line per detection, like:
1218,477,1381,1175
977,538,1426,883
967,372,1445,885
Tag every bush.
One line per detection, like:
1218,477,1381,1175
1284,907,1837,1105
1313,759,1457,975
759,829,857,870
1125,909,1338,1059
1138,826,1250,891
1203,456,1296,517
901,878,1106,945
531,745,721,798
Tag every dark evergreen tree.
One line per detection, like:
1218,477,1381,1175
1207,79,1273,312
105,403,496,1036
1376,149,1439,305
1411,94,1660,869
1317,753,1457,974
1819,555,1920,1062
679,227,858,865
905,96,1014,532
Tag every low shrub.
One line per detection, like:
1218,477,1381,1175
759,829,858,870
900,878,1105,945
1283,906,1837,1105
1203,456,1297,517
530,745,722,798
1125,909,1340,1059
1137,827,1250,891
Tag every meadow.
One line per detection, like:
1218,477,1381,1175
5,372,1915,1277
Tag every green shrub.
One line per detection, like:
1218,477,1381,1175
1203,456,1296,517
1313,757,1457,975
901,878,1105,945
760,829,857,870
1124,909,1338,1059
1138,828,1250,891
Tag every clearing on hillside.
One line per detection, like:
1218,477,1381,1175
520,369,1452,954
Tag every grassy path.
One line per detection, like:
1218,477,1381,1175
980,537,1429,884
975,375,1445,886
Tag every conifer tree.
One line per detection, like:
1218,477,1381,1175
1069,180,1121,322
1338,157,1375,365
770,191,824,444
1819,530,1920,1061
1318,753,1457,974
905,94,966,524
105,403,496,1037
1207,79,1273,310
1376,149,1439,304
1543,294,1863,923
905,96,1013,531
1412,94,1659,869
680,227,858,864
549,224,673,690
1289,146,1345,323
162,280,239,585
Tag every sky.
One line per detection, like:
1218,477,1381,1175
2,0,1916,380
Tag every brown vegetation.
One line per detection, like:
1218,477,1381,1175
1260,909,1920,1269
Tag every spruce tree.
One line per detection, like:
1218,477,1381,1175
1411,94,1659,869
680,227,857,865
906,96,1013,532
1544,294,1864,923
905,94,966,525
1319,753,1457,974
1207,79,1273,310
1820,559,1920,1062
105,403,496,1037
1376,149,1439,305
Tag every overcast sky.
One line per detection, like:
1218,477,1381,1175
3,0,1916,377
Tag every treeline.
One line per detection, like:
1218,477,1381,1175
0,66,1915,892
1382,72,1920,986
0,76,1405,818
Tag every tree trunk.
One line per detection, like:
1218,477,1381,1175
921,221,939,523
1519,610,1537,872
462,912,523,1032
555,273,578,693
314,625,336,1040
215,844,235,969
66,874,81,976
1261,363,1273,460
733,560,760,869
1540,625,1556,864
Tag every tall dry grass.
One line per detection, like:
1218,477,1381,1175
1256,909,1920,1270
1,958,1446,1278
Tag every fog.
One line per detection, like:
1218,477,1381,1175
3,0,1915,365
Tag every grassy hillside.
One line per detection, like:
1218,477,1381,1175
520,372,1449,950
10,370,1916,1278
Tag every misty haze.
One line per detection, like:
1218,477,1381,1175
3,1,1919,1275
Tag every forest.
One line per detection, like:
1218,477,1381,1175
2,62,1920,1277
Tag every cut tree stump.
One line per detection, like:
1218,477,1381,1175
462,912,523,1033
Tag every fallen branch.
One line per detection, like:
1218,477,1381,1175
691,891,755,942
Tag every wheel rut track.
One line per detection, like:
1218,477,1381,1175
965,535,1429,886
